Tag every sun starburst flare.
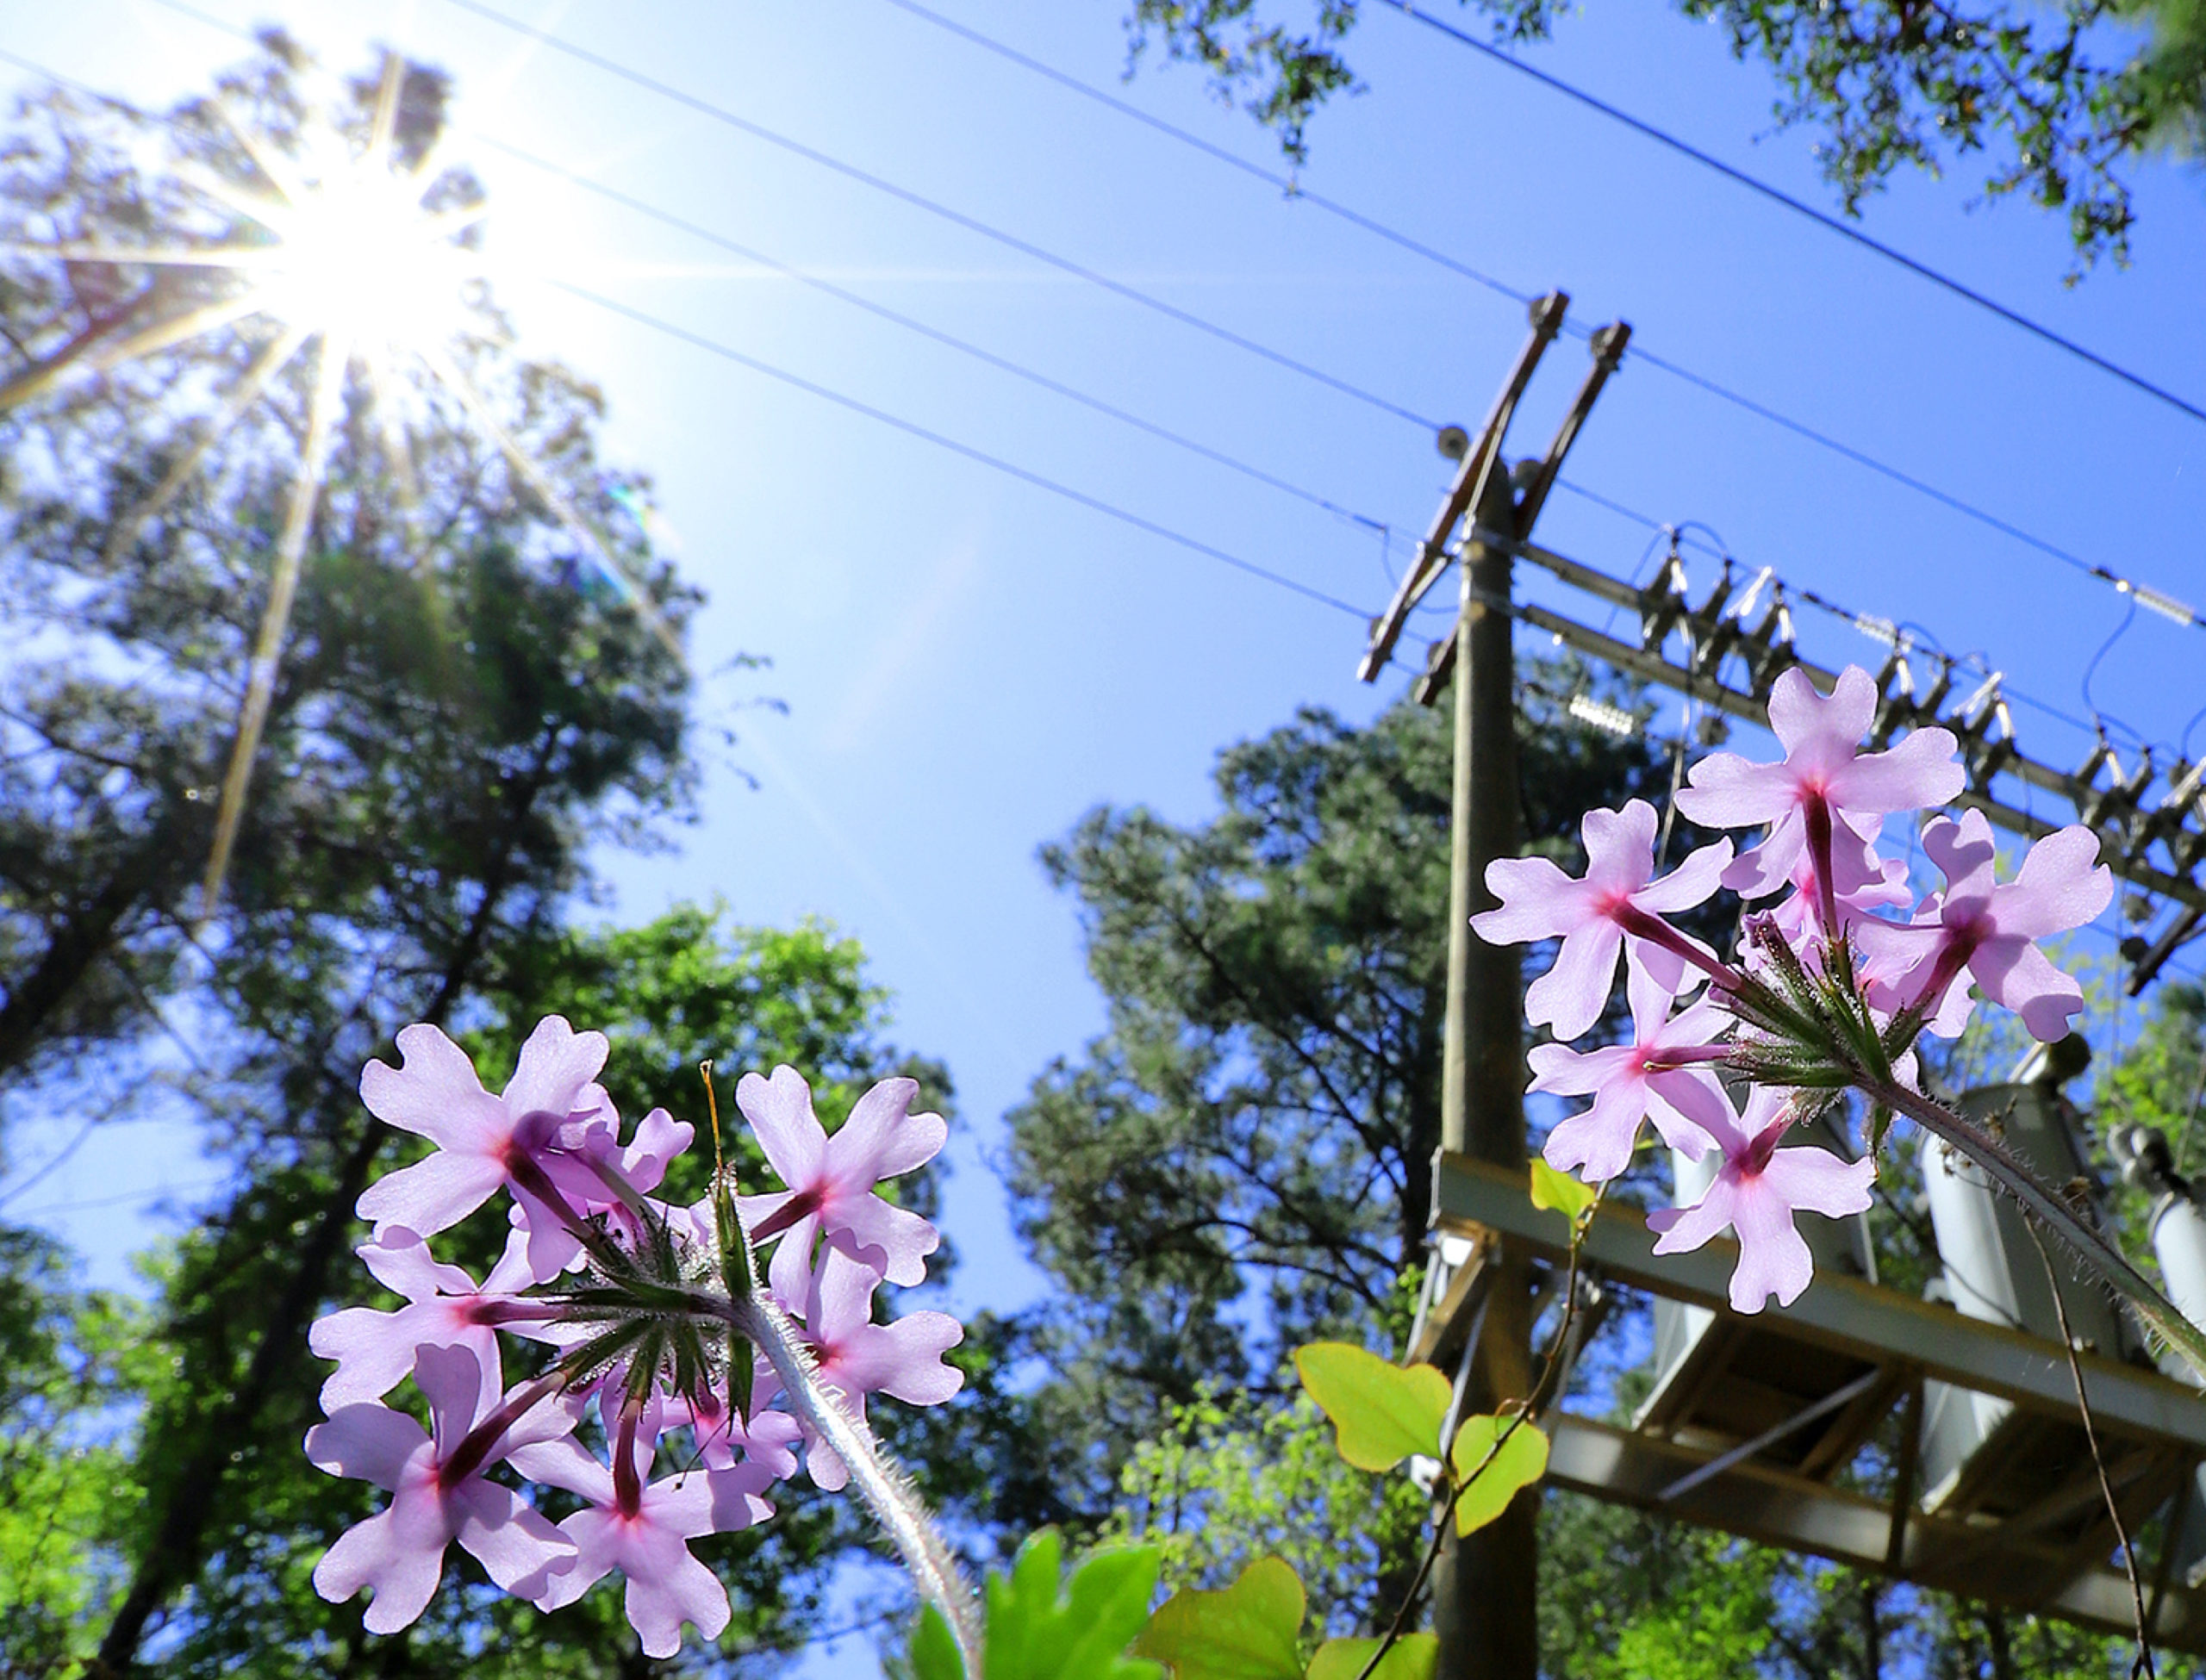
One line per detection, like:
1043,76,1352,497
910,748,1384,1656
0,52,682,925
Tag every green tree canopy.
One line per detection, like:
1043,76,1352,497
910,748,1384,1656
0,907,962,1677
998,669,1680,1552
1125,0,2206,264
0,37,714,1670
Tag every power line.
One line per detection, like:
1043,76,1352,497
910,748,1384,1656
552,282,1378,620
1613,334,2201,630
471,134,1394,537
48,6,2206,644
435,0,1440,431
1379,0,2206,432
0,43,1386,655
875,0,1537,314
864,0,2206,637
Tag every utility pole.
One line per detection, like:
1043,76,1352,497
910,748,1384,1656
1429,408,1541,1680
1360,292,1630,1680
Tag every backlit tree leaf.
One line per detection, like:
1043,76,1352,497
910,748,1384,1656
1449,1415,1550,1536
1293,1341,1449,1472
1131,1554,1305,1679
1530,1159,1597,1222
1305,1633,1439,1680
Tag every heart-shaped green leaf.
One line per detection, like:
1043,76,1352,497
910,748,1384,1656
1305,1633,1439,1680
1529,1159,1596,1222
1293,1342,1449,1472
1131,1555,1305,1679
1449,1414,1549,1535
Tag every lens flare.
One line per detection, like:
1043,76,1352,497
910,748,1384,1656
0,52,682,924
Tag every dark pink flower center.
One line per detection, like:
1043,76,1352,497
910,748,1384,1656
747,1185,824,1244
1742,1126,1783,1176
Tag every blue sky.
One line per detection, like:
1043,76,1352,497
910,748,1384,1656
3,0,2204,1670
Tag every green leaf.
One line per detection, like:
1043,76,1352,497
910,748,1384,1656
1528,1159,1596,1221
1305,1633,1439,1680
975,1528,1164,1680
1449,1415,1549,1535
1292,1342,1449,1472
911,1603,967,1680
1131,1555,1305,1679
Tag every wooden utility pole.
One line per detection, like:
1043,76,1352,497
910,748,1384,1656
1360,293,1630,1680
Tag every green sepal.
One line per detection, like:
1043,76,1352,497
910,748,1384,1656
710,1160,762,1422
555,1318,652,1387
726,1328,757,1424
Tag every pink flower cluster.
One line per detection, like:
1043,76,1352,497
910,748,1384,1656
1474,666,2112,1312
305,1018,963,1656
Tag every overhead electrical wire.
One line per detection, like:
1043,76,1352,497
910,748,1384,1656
20,15,2202,730
119,0,2206,638
875,0,1537,314
1378,0,2206,431
851,0,2206,638
553,282,1377,620
472,134,1394,538
434,0,1441,430
0,42,1385,644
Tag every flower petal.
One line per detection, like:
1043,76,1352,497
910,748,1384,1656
1829,725,1963,815
452,1479,574,1601
1524,921,1623,1041
315,1490,450,1633
738,1067,827,1190
1631,838,1733,915
360,1025,508,1152
1760,1147,1877,1221
305,1404,428,1490
357,1151,508,1243
829,1078,946,1185
1725,1180,1817,1312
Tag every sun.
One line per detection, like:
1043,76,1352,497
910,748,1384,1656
0,53,679,924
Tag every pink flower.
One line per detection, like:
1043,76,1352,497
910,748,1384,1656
512,1408,778,1658
355,1017,616,1279
1473,800,1732,1041
1646,1086,1875,1312
670,1370,805,1479
1531,959,1730,1183
305,1343,576,1633
736,1067,947,1301
308,1229,539,1412
1857,810,2111,1042
773,1246,965,1492
1676,665,1962,905
1759,831,1913,956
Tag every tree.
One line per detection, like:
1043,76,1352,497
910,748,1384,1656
47,907,957,1680
1008,671,2168,1671
1125,0,2206,265
0,39,718,1669
1000,669,1689,1590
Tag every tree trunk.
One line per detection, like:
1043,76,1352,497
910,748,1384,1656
0,817,186,1077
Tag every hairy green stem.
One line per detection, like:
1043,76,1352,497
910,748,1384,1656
1860,1070,2206,1383
697,1289,986,1674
